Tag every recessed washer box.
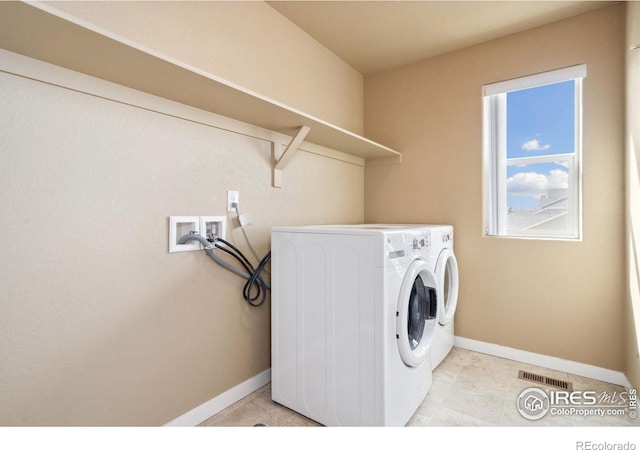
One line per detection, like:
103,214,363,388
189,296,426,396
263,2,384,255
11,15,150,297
169,216,200,253
200,216,226,242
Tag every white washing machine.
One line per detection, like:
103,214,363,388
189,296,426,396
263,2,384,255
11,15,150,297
271,224,439,426
428,225,459,369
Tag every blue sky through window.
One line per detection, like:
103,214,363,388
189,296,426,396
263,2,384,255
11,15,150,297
506,80,575,209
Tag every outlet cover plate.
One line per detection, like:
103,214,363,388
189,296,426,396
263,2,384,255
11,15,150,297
227,190,239,212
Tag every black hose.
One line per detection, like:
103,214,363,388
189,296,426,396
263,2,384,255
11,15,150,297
177,234,271,308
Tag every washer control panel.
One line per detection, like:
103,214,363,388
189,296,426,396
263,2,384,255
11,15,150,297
412,234,430,251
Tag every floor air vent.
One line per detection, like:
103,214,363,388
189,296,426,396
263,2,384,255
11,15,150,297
518,370,573,391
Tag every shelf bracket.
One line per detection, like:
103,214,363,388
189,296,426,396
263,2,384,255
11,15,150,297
272,125,310,188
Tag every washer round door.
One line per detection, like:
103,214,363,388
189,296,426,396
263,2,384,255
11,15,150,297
436,248,459,326
396,259,438,367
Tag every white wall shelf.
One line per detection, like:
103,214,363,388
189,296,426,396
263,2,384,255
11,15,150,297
0,1,401,172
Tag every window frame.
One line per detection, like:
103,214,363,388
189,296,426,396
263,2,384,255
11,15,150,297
483,65,586,240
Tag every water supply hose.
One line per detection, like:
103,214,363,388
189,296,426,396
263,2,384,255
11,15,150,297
177,233,271,307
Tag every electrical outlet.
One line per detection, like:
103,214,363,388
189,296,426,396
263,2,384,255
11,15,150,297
227,190,239,212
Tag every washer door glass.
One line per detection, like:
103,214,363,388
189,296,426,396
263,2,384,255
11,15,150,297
397,260,438,367
437,249,459,326
408,276,432,350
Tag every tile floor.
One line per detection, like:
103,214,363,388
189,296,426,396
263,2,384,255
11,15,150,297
198,347,638,427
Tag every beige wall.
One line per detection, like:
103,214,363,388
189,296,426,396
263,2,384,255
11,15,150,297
0,0,366,425
625,1,640,389
365,5,626,370
46,0,364,134
0,63,363,425
1,0,633,428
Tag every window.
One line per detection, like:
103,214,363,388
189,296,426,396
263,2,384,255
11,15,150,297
483,65,586,240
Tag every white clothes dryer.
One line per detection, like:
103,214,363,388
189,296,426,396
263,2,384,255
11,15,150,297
428,225,459,369
271,224,439,426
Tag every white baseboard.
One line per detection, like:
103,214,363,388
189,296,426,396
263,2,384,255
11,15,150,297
164,368,271,427
454,336,629,388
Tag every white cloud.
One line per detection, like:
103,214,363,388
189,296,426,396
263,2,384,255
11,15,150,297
507,169,568,197
547,169,569,189
522,139,551,151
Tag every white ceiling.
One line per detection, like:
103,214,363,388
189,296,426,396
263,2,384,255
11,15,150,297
268,1,616,74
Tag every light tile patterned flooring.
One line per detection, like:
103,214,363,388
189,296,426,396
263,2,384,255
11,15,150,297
199,347,637,427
